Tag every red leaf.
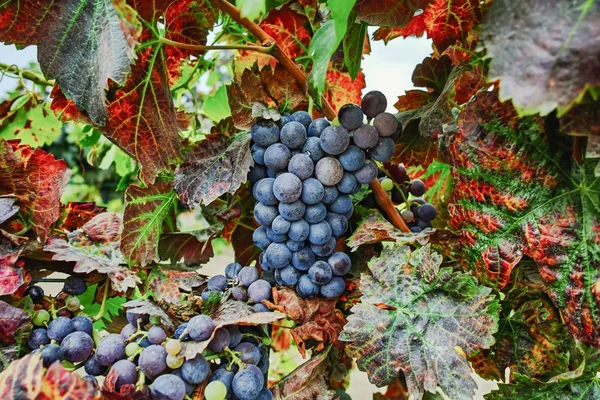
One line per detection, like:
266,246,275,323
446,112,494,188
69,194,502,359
260,5,311,61
394,90,431,112
158,231,215,266
412,55,453,95
0,299,30,343
0,140,69,242
227,67,275,129
231,218,261,267
354,0,431,27
148,269,206,304
324,68,366,114
57,202,107,233
0,235,25,296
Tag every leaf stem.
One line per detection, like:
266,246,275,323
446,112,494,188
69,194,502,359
0,62,54,87
92,279,110,322
211,0,337,120
158,37,275,54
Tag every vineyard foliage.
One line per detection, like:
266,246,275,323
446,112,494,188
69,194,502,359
0,0,599,399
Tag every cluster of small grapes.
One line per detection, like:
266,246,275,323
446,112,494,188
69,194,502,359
85,310,271,400
377,163,438,232
201,263,273,313
248,91,396,298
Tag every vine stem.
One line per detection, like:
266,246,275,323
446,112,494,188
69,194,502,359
212,0,337,120
158,37,275,54
92,279,110,322
370,180,411,232
0,62,53,87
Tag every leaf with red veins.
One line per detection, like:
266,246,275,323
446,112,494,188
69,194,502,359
412,55,452,95
260,5,311,61
231,218,261,267
324,68,366,114
57,202,107,233
0,300,30,343
394,89,431,112
158,231,215,267
148,268,206,304
260,64,308,112
121,178,177,267
0,140,69,242
174,133,253,207
448,91,600,348
0,0,135,126
0,235,24,296
227,66,275,129
44,213,141,294
354,0,431,27
373,0,484,52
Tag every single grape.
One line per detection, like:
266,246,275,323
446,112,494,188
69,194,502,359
373,112,399,136
251,119,280,147
28,328,50,349
265,242,292,268
278,112,291,128
181,355,210,384
338,104,364,131
286,239,304,252
370,137,395,162
84,356,108,376
266,227,286,243
273,173,302,204
271,215,291,235
385,162,408,183
167,354,184,369
304,203,327,224
275,265,300,286
308,221,333,245
320,125,350,155
252,303,269,313
95,334,126,366
139,344,167,379
310,236,336,257
328,252,352,276
25,285,44,303
328,194,353,215
280,121,307,149
253,202,279,226
418,203,437,222
252,144,266,166
208,327,231,353
296,275,320,298
278,200,306,221
308,118,330,137
326,212,349,238
61,331,94,362
308,261,333,285
188,315,215,341
283,221,305,244
207,275,228,292
320,277,346,298
72,316,93,336
381,178,394,191
353,159,378,184
238,266,260,287
151,374,186,400
231,286,248,301
234,342,261,364
290,111,312,129
225,263,243,280
300,178,324,205
40,343,64,367
125,342,140,357
174,323,189,341
253,178,278,206
401,210,415,223
63,276,87,295
232,365,264,400
165,338,182,356
352,124,379,149
302,136,325,163
256,344,270,374
292,247,316,271
248,279,272,303
264,143,291,171
339,145,366,172
409,179,426,196
321,186,339,205
315,157,343,186
361,90,387,118
205,380,228,400
337,172,358,194
252,226,271,250
288,153,314,180
66,297,81,312
227,326,242,348
33,309,50,327
47,316,75,342
111,359,138,391
201,289,214,301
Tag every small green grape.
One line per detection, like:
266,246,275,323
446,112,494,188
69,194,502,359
66,297,81,312
165,339,181,356
204,380,227,400
33,309,50,326
166,354,184,369
125,342,140,357
381,178,394,192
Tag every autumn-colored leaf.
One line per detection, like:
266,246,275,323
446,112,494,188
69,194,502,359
0,140,69,242
560,97,600,138
174,133,253,208
340,244,499,399
102,367,152,399
394,90,431,112
447,91,600,348
0,353,100,399
44,213,141,294
147,268,206,304
231,219,261,267
121,178,177,267
260,5,311,62
481,0,600,117
353,0,431,27
260,64,307,112
0,300,30,343
412,56,452,95
57,202,107,233
158,230,215,267
324,67,366,114
0,0,134,126
0,197,18,225
227,66,275,130
0,234,25,296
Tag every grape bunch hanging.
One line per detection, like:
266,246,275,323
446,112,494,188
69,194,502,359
249,91,398,298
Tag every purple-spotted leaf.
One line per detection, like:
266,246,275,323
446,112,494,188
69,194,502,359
174,133,253,208
44,213,141,294
121,178,177,267
481,0,600,117
448,91,600,348
0,300,30,343
0,197,18,225
340,244,499,399
147,268,206,304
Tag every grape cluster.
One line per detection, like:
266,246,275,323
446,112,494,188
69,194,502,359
249,92,396,298
82,310,272,400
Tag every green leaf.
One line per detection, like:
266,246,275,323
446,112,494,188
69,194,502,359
77,283,126,331
237,0,266,20
340,244,499,400
308,0,357,96
481,0,600,117
202,85,232,123
0,95,62,148
121,177,177,267
343,18,368,80
99,145,136,177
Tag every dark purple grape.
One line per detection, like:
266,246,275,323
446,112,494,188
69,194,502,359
361,90,387,118
225,263,243,280
253,226,271,250
339,145,365,172
296,275,319,298
373,112,398,136
234,342,261,365
321,186,339,205
111,359,138,391
273,173,303,204
248,165,268,185
251,119,280,147
63,276,87,295
290,111,312,129
320,126,350,155
328,252,352,276
308,261,333,285
181,355,209,384
304,203,327,224
352,124,379,149
238,266,259,287
188,315,215,341
85,356,108,376
280,121,307,149
288,153,314,180
288,219,310,242
253,178,278,206
61,331,94,362
338,104,364,131
231,286,248,301
252,144,266,166
174,323,189,340
40,344,64,367
278,200,306,221
227,326,242,348
264,143,291,171
150,374,186,400
248,279,272,303
139,344,167,379
28,328,50,349
286,239,304,252
207,275,227,292
310,236,336,257
308,221,332,245
278,113,291,128
353,159,378,184
386,163,408,183
329,194,353,215
208,327,231,352
292,247,316,271
257,388,274,400
308,118,330,137
47,316,75,342
25,285,44,303
336,172,358,194
72,316,93,336
418,203,437,222
95,334,125,366
409,179,426,196
369,137,395,162
265,243,292,268
320,277,346,298
275,265,300,286
301,178,325,205
271,215,291,235
326,212,348,238
148,326,167,344
254,202,278,226
302,136,325,163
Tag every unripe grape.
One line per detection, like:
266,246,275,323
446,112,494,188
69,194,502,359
66,297,81,312
33,309,50,327
166,354,184,369
125,342,140,357
165,339,182,356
